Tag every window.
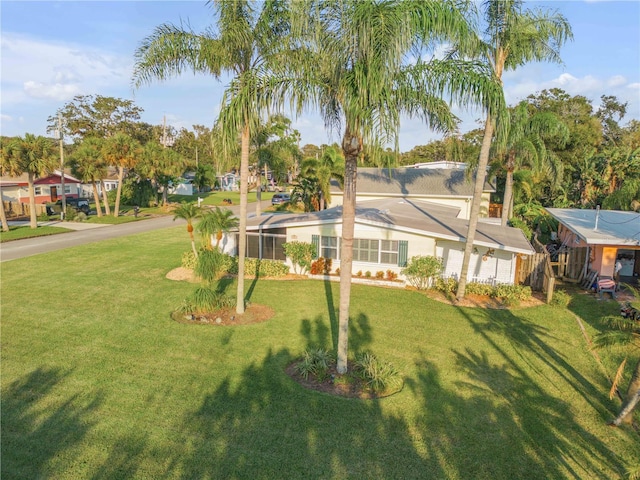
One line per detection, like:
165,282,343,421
353,238,378,262
380,240,399,265
241,233,287,261
34,186,43,195
64,185,72,194
321,236,338,259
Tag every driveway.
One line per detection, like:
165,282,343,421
1,201,273,262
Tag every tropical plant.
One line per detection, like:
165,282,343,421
102,133,141,217
353,351,403,394
299,145,344,210
290,0,504,374
593,286,640,427
401,255,444,290
173,201,202,257
455,0,572,300
3,134,56,228
70,137,107,217
283,241,316,275
194,248,229,285
295,348,335,381
133,0,294,315
196,206,238,250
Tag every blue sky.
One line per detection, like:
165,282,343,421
1,0,639,152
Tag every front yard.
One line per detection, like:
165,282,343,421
1,226,638,479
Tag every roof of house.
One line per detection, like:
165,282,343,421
246,198,533,254
546,208,640,246
329,168,495,197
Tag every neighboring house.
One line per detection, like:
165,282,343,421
407,161,468,170
546,208,640,279
328,168,495,219
221,198,533,285
0,170,81,204
217,173,239,191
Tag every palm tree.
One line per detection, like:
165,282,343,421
102,133,140,217
289,0,505,374
6,134,56,229
133,0,293,315
593,286,640,426
71,137,108,217
0,137,18,232
497,101,569,225
173,201,202,258
299,146,344,210
197,206,239,250
455,0,573,300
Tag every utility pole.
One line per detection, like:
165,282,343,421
58,113,66,219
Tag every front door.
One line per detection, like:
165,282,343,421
50,186,58,202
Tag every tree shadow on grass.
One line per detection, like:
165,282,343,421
1,367,103,479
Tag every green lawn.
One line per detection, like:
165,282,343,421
1,228,638,479
0,225,72,242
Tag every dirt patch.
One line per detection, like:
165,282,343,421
422,289,546,309
166,267,198,282
285,362,400,399
172,304,275,326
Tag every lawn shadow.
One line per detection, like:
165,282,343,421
1,367,103,479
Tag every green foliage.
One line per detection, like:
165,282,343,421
375,271,385,279
74,212,88,222
550,290,572,308
295,348,334,381
180,287,236,314
365,271,372,278
493,284,532,306
64,206,77,221
402,255,443,290
353,352,403,394
195,249,230,285
181,251,197,269
508,217,533,241
283,241,315,274
120,177,157,207
465,282,495,297
37,212,50,222
228,257,289,277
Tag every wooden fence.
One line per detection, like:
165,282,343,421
556,247,588,281
515,235,556,302
3,201,48,218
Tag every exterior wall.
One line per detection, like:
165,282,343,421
328,193,490,219
0,186,21,202
436,240,516,285
600,246,618,277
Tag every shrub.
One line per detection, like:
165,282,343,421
228,257,289,277
295,348,335,381
64,206,77,221
310,257,325,275
435,277,458,294
365,271,372,278
492,284,532,306
283,241,316,274
323,258,332,274
402,256,443,290
37,212,50,222
335,268,340,276
465,282,494,297
550,289,571,308
375,271,385,279
195,249,230,285
180,287,237,313
386,270,398,281
182,251,197,270
74,212,87,222
356,270,363,277
354,352,403,394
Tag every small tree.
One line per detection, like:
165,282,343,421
283,241,316,275
173,202,202,258
196,207,238,250
401,256,443,290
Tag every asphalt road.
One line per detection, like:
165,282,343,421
0,201,271,262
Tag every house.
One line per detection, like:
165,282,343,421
221,198,533,285
0,170,82,204
328,168,496,219
546,208,640,280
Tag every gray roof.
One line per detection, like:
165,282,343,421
546,208,640,246
329,168,495,196
246,198,533,254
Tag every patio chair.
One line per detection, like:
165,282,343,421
597,276,617,300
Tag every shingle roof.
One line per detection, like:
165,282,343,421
246,198,533,254
329,168,496,196
546,208,640,246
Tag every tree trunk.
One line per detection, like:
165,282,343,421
456,114,494,300
189,227,198,259
0,198,9,232
236,125,250,315
255,163,262,218
114,165,124,217
91,180,103,217
612,357,640,426
337,129,360,374
501,170,514,227
28,172,38,229
100,179,111,216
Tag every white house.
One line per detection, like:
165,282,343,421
221,198,533,285
328,168,495,219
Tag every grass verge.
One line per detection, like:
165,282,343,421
1,228,638,479
0,225,72,242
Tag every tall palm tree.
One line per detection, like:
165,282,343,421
497,101,569,225
299,146,344,210
197,206,239,250
71,137,108,217
594,286,640,427
133,0,293,315
289,0,505,374
6,134,56,229
173,201,202,258
455,0,572,300
0,137,18,232
102,133,140,217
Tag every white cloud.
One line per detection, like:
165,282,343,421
608,75,627,87
23,81,82,101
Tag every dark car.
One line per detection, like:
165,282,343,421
271,193,291,206
47,198,90,215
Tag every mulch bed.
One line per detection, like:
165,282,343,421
172,304,275,326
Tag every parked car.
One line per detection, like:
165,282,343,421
271,193,291,206
46,198,90,215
